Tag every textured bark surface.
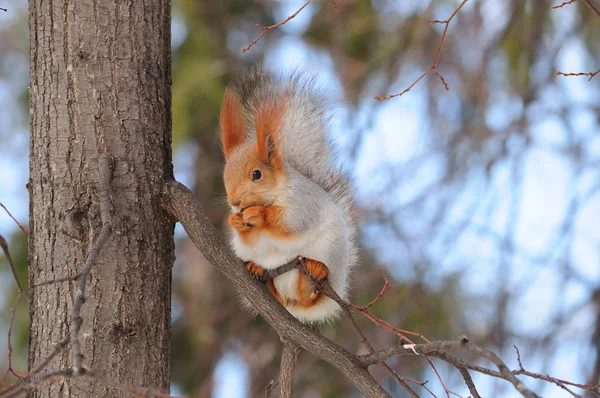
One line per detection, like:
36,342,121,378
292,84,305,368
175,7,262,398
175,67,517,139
28,1,173,396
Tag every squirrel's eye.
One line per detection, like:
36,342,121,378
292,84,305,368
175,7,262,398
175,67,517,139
252,170,262,181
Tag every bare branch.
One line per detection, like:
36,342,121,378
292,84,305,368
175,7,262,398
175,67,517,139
242,1,312,53
375,0,469,100
461,338,539,398
30,275,78,289
0,202,29,235
352,268,389,311
30,335,70,375
0,235,29,301
580,0,600,17
359,340,540,398
552,0,578,8
0,294,24,387
279,340,300,398
556,69,600,81
513,346,588,397
263,258,300,280
70,153,114,375
458,367,481,398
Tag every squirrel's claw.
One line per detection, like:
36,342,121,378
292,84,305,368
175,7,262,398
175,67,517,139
245,261,267,282
303,258,329,283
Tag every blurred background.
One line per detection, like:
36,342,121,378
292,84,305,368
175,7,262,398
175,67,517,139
1,0,600,397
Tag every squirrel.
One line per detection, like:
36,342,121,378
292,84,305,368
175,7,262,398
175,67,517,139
219,68,357,323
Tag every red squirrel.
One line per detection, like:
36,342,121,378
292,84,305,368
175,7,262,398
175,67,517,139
220,69,357,322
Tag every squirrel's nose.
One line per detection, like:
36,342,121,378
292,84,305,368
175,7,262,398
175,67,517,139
231,200,241,207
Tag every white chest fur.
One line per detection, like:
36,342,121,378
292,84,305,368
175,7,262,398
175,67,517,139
231,230,312,269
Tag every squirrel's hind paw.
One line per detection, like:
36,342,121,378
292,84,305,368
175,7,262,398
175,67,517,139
245,261,267,282
303,258,329,283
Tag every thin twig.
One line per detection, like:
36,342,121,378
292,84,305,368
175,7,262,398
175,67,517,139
556,69,600,81
242,1,312,53
552,0,578,8
69,153,113,375
0,294,24,386
0,234,29,301
30,335,71,375
0,202,29,235
31,275,78,289
461,339,540,398
352,268,389,311
0,369,73,398
513,346,581,397
263,258,301,279
375,0,469,100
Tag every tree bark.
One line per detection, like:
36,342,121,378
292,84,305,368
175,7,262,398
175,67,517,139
28,1,173,396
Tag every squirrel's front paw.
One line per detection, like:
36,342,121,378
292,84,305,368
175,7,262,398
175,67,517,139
229,213,250,231
241,205,265,227
245,261,267,282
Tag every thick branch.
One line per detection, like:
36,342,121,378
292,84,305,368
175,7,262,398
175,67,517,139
279,340,300,398
162,180,390,398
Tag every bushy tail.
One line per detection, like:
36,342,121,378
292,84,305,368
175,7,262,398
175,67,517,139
231,69,354,207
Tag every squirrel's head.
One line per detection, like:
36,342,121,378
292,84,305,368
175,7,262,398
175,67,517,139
220,88,288,212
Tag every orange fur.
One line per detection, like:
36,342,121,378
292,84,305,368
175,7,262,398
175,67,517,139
245,261,265,279
229,205,295,246
303,258,329,282
267,279,283,304
244,257,329,310
254,99,287,167
220,88,247,159
294,259,328,308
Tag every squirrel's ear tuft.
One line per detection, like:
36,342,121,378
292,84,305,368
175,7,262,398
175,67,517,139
220,88,247,160
254,99,286,166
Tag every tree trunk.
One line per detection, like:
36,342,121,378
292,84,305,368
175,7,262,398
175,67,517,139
27,1,173,396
